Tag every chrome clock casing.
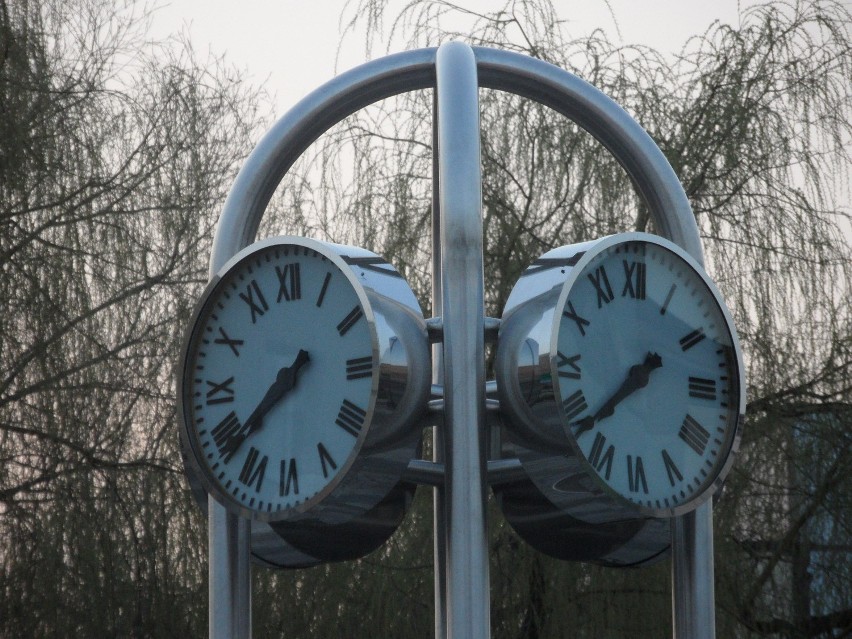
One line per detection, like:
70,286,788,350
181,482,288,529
495,232,745,563
178,236,430,543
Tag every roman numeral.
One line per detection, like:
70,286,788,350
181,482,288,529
205,377,235,405
239,279,268,323
316,272,332,307
627,455,648,494
276,262,301,302
337,306,364,336
279,458,299,496
563,301,590,336
562,389,588,421
662,449,684,486
317,443,337,479
588,265,614,307
556,351,581,379
346,356,373,380
211,411,242,458
238,446,268,493
679,414,710,456
688,376,717,400
621,260,646,299
679,327,706,351
213,327,243,356
335,399,366,437
588,432,614,480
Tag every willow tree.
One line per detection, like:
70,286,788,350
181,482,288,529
0,0,265,635
252,1,851,637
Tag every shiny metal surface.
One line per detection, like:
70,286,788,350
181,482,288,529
212,47,702,273
430,85,448,639
198,43,734,637
495,234,744,523
436,42,490,639
180,236,430,525
673,502,716,638
209,497,251,639
180,237,430,565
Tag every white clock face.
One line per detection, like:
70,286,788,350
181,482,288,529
182,241,377,519
553,237,741,513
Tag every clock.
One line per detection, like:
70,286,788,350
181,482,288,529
178,236,430,557
494,232,745,563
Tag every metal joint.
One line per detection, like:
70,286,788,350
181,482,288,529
404,459,446,486
426,317,444,343
483,316,501,343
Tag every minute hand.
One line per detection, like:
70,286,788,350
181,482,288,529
574,352,662,435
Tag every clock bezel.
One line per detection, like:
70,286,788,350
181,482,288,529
177,235,426,523
549,232,746,518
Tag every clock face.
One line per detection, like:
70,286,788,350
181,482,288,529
553,236,742,515
180,240,378,520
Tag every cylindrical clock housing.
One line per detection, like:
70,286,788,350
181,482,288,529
494,233,745,566
178,237,431,564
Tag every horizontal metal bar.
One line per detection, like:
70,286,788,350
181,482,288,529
426,317,444,343
486,458,525,486
402,458,525,488
429,397,499,413
428,398,445,413
404,459,446,486
483,317,501,343
428,316,501,344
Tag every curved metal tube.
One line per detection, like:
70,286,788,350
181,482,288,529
207,44,712,639
212,47,702,274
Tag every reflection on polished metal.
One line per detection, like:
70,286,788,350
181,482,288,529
430,86,448,639
180,237,430,533
494,240,671,567
209,497,251,639
206,43,718,639
494,233,744,568
673,503,715,639
436,42,490,639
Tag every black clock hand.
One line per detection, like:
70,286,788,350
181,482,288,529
221,349,310,461
574,352,662,435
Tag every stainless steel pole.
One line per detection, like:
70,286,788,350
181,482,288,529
431,86,448,639
672,502,715,638
208,497,251,639
436,41,490,639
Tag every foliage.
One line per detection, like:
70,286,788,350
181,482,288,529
0,0,264,634
0,0,849,636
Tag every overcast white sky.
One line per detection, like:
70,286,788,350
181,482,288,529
148,1,751,115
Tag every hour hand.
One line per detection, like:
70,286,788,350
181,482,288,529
573,415,596,436
571,352,662,435
220,431,248,463
220,349,310,459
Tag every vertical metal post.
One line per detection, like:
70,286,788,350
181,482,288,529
672,502,715,638
436,41,490,639
431,87,448,639
209,498,252,639
669,225,716,639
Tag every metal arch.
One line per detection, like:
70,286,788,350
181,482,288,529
208,43,713,639
211,46,702,274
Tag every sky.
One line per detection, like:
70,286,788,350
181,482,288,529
148,0,751,116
